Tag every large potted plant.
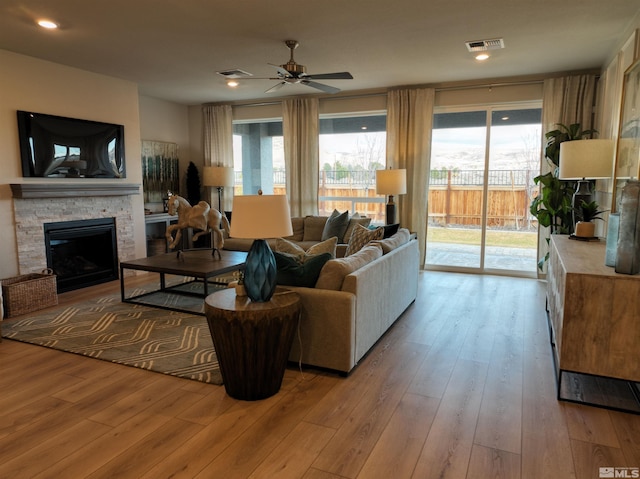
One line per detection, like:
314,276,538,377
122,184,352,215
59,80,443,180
530,123,597,268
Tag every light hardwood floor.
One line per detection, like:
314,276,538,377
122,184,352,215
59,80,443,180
0,271,639,478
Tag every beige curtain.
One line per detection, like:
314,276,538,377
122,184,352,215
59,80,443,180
283,97,319,217
537,74,598,274
386,87,435,266
203,104,234,210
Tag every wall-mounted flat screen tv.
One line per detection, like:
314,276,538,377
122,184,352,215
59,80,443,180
17,110,126,178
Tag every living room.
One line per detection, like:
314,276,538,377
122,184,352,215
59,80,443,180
0,3,639,280
1,2,640,477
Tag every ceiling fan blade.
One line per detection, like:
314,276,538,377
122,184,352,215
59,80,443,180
305,72,353,80
268,63,292,78
265,81,287,93
301,80,341,94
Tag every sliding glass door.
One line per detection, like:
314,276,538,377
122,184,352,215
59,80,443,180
425,105,541,275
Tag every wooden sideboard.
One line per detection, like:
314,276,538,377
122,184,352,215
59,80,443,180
547,235,640,408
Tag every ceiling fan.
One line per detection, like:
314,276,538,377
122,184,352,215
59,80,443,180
236,40,353,94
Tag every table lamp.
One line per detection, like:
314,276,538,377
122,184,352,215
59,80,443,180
376,168,407,225
230,193,293,302
559,139,614,229
203,166,235,212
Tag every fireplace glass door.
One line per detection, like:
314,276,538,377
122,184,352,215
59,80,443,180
44,218,118,292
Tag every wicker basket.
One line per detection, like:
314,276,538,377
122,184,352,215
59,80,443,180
1,269,58,318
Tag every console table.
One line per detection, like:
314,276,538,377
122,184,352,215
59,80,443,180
547,235,640,413
205,288,301,401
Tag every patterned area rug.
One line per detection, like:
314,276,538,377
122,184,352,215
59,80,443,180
1,284,226,385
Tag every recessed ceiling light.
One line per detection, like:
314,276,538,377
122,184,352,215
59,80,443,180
475,53,490,61
37,19,59,29
227,80,239,88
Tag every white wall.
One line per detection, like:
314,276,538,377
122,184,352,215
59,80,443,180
0,49,146,278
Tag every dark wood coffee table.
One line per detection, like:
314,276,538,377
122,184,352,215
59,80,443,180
120,249,247,315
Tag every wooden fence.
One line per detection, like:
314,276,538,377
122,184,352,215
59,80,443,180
233,169,538,230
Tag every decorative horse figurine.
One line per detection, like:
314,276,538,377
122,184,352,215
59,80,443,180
165,195,230,258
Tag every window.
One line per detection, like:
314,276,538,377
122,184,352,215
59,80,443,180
232,120,284,195
318,114,386,222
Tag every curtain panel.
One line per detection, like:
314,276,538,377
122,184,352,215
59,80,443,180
386,87,435,266
537,73,598,274
203,104,234,211
283,97,319,217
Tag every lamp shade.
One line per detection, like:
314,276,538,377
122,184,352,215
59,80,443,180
376,168,407,195
230,194,293,239
203,166,235,187
558,139,615,180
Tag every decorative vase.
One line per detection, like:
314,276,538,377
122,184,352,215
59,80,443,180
243,239,277,302
605,212,620,267
574,221,595,238
615,180,640,275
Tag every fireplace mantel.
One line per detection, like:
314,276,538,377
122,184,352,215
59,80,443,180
10,183,140,198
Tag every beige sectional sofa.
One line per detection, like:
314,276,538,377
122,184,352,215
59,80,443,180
223,214,371,258
224,213,418,374
283,229,419,374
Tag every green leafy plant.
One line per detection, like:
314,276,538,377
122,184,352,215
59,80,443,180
529,123,598,269
544,123,598,171
530,173,575,234
578,200,605,223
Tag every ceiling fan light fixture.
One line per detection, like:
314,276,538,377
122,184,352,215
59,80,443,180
236,40,353,95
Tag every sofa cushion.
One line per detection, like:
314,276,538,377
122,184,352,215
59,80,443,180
345,223,384,256
275,252,332,288
275,236,338,260
303,216,328,242
315,243,383,291
371,228,411,254
285,217,305,242
322,209,349,242
343,214,372,244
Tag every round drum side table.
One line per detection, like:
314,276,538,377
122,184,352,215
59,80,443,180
204,288,301,401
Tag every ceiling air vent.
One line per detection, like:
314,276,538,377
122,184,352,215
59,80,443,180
216,69,253,78
465,38,505,52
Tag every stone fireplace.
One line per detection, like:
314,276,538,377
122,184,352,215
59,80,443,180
11,183,140,290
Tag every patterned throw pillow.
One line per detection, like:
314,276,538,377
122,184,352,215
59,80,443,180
345,223,384,256
343,213,372,244
321,209,349,242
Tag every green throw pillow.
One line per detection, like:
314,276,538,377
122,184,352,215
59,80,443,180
274,252,332,288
